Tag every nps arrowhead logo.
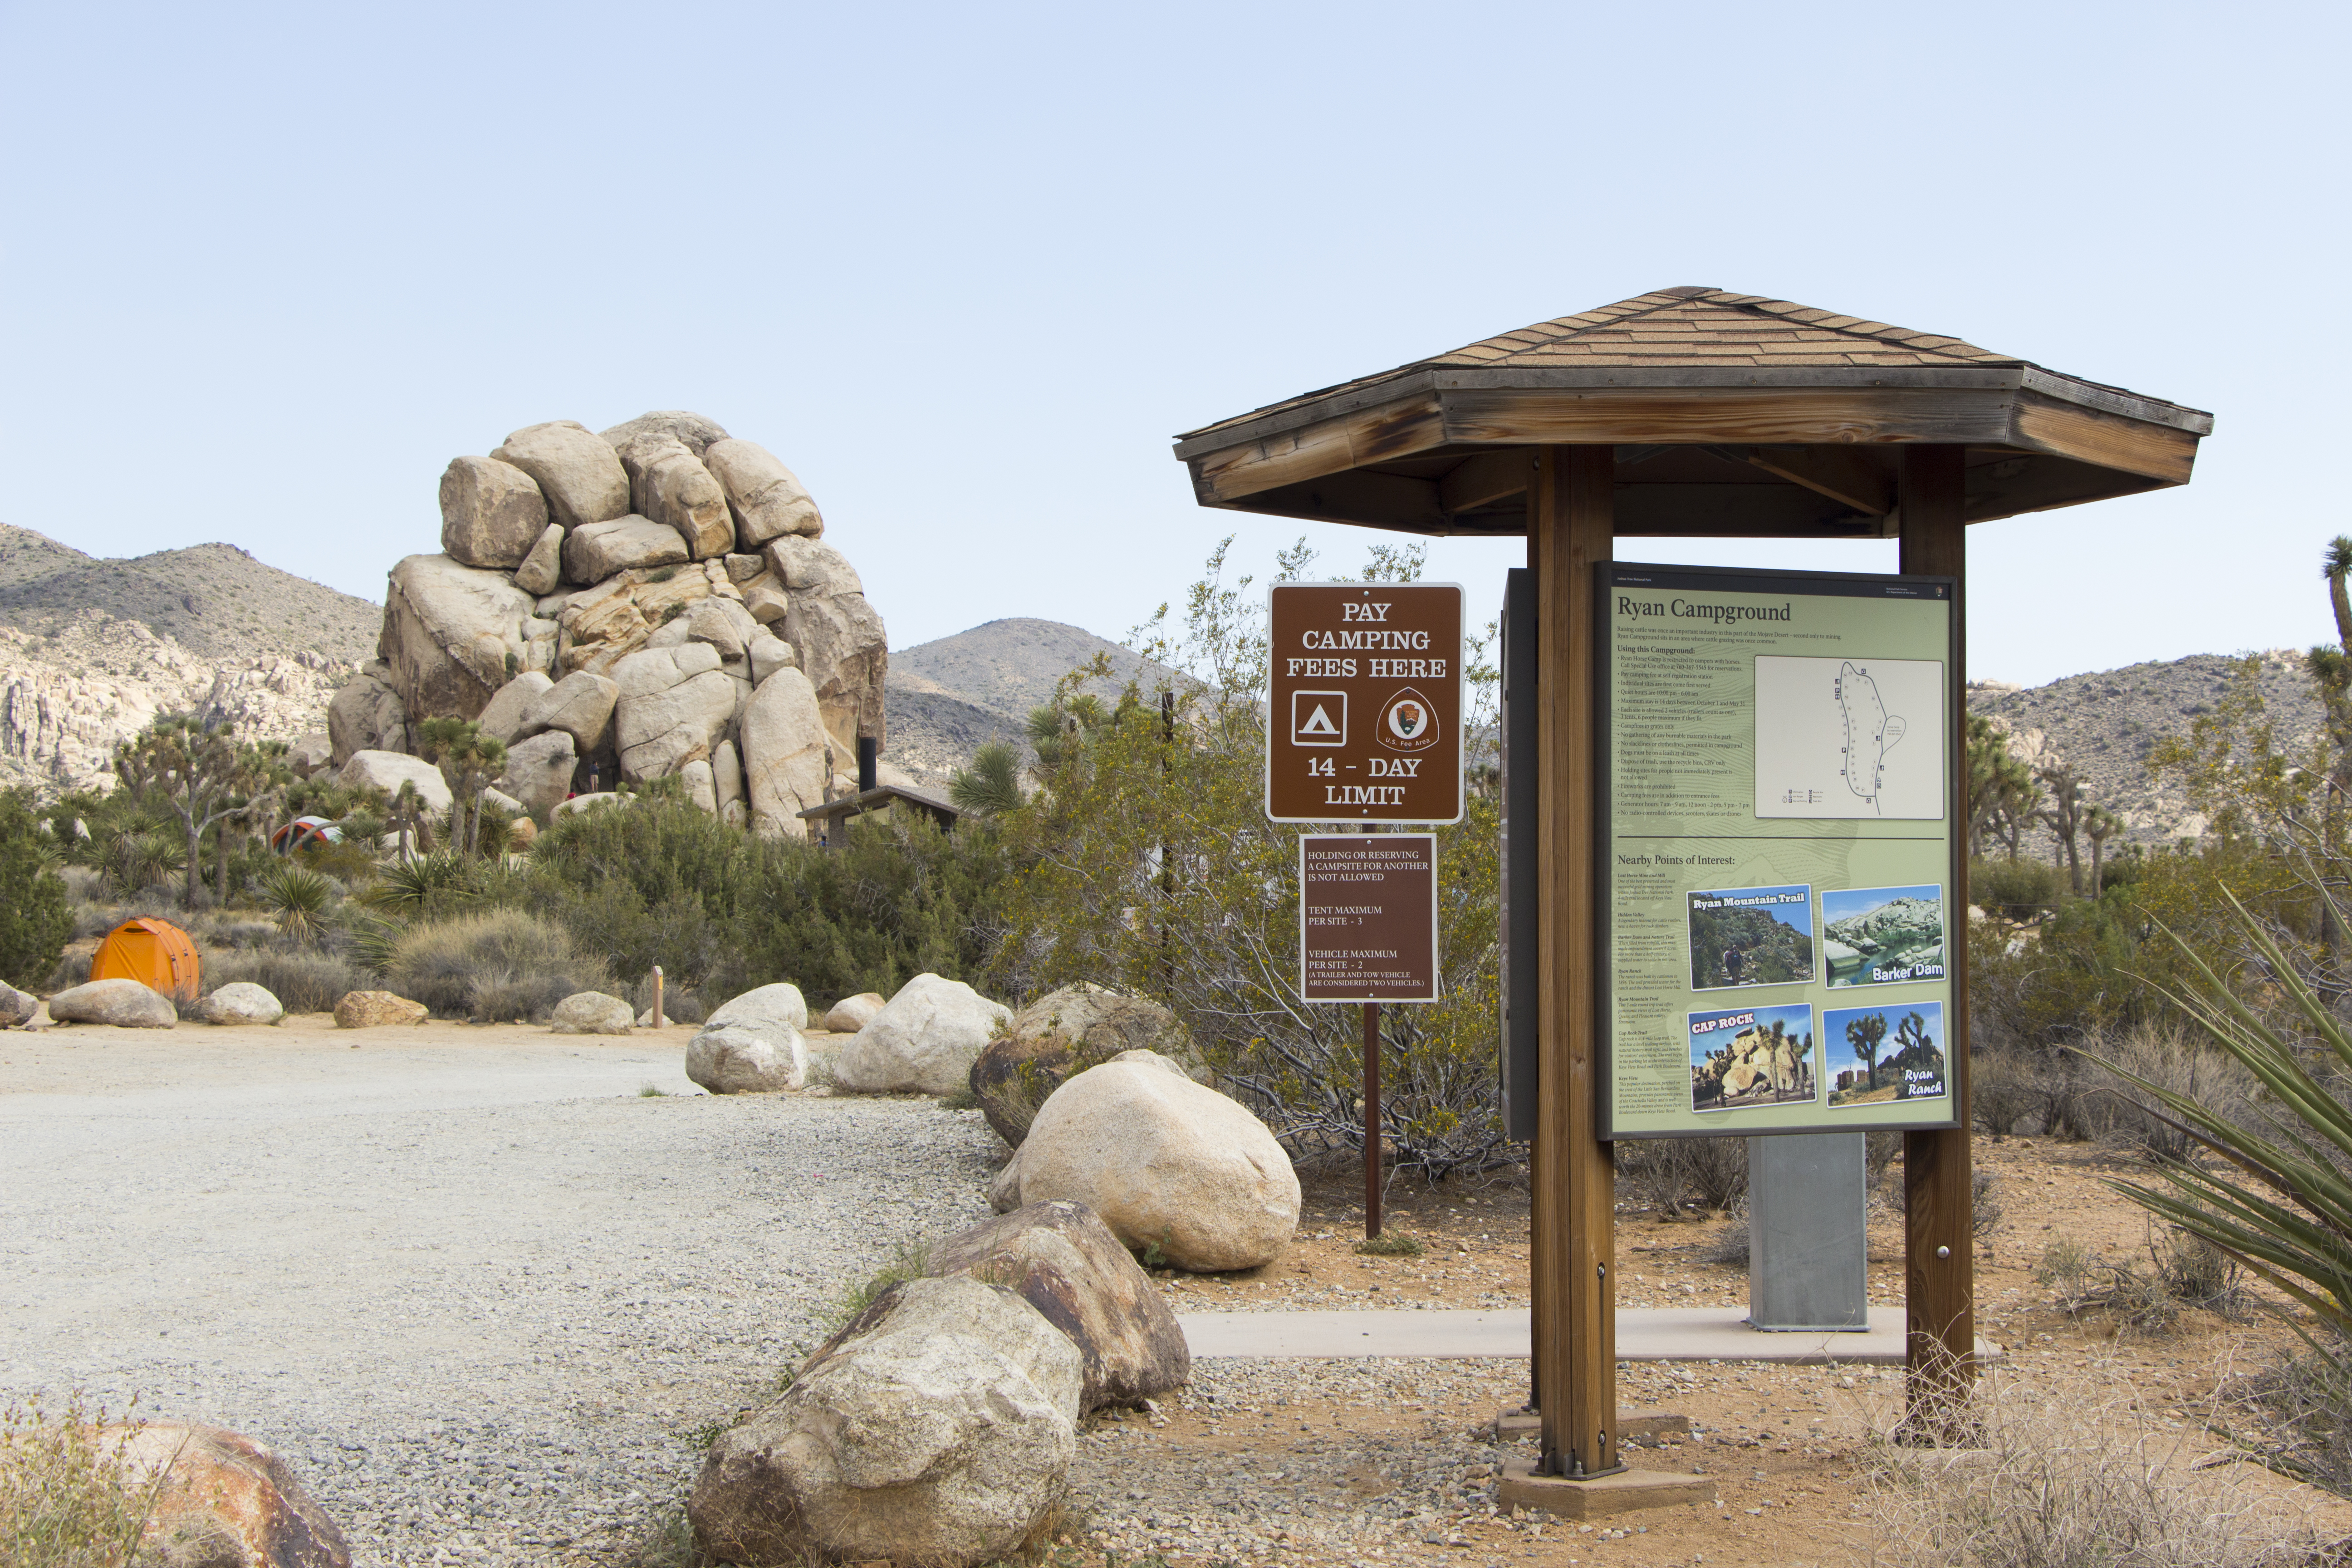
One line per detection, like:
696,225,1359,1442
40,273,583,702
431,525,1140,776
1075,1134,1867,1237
1377,688,1439,753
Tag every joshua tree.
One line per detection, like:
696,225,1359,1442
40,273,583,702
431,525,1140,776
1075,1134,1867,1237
416,717,507,857
1846,1009,1890,1091
2083,803,2126,895
2034,759,2090,893
114,714,270,906
2310,534,2352,974
1894,1010,1935,1068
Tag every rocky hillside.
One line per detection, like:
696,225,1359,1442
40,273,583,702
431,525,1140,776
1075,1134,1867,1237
0,527,379,664
1968,648,2319,846
0,525,376,795
882,618,1183,789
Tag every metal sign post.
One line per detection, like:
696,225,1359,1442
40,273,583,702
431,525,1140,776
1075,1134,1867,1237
1300,831,1441,1240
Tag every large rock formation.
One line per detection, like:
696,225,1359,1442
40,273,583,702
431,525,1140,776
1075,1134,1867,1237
738,666,830,837
326,661,408,764
326,412,886,826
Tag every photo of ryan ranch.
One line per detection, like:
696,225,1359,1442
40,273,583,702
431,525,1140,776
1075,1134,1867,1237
1688,1003,1817,1113
1686,883,1815,990
1823,1000,1948,1107
1822,884,1946,988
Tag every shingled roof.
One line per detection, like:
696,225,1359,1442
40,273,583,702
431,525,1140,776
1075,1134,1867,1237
1181,287,2192,443
1171,285,2210,538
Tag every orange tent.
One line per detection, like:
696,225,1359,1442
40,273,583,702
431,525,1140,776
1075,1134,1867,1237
90,918,200,1003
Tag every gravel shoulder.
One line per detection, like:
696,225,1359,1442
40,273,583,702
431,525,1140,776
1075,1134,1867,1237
0,1019,1000,1566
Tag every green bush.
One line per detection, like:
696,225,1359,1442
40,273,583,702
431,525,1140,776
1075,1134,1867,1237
0,791,71,989
384,908,609,1021
993,539,1509,1178
529,793,1008,1001
1969,854,2062,921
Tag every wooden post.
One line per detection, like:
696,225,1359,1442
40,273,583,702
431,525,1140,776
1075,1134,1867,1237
1364,1000,1382,1240
1897,445,1976,1435
652,965,665,1030
1533,446,1616,1477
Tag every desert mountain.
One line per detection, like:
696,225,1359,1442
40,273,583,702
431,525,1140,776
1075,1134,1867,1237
1967,648,2319,848
0,524,380,795
883,617,1183,789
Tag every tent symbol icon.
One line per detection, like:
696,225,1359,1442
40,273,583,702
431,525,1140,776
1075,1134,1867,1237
1290,691,1346,746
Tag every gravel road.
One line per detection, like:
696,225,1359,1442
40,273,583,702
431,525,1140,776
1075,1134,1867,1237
0,1021,1001,1566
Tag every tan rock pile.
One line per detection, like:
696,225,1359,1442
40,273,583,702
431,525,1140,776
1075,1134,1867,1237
327,412,887,837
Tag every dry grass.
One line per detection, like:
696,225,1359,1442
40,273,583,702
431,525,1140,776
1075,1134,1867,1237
1856,1362,2332,1567
0,1394,169,1568
383,908,611,1022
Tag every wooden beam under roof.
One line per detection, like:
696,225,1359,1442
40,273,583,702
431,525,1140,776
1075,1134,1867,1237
1727,444,1896,516
1440,449,1534,515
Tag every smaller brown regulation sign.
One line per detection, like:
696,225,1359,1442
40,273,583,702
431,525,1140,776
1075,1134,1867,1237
1267,582,1463,824
1299,834,1440,1003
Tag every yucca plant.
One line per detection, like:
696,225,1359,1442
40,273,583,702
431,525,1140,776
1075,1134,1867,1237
362,851,473,917
2103,887,2352,1487
255,862,335,946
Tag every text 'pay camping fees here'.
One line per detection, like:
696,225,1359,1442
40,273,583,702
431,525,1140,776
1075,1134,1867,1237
1267,582,1463,824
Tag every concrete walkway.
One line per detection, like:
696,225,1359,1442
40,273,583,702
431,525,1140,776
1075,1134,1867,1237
1180,1306,2002,1365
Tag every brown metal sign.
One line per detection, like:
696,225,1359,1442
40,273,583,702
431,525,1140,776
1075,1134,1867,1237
1267,582,1464,824
1299,833,1440,1002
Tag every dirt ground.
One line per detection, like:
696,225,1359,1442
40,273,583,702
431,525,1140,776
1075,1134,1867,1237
1045,1136,2352,1568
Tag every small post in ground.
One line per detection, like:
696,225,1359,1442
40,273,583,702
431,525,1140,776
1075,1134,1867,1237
652,965,664,1030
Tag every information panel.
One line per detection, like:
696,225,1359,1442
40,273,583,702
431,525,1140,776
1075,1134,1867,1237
1299,833,1440,1002
1267,582,1463,824
1601,564,1959,1138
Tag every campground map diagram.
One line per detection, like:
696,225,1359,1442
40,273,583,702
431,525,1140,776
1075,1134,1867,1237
1754,654,1943,820
1835,661,1908,811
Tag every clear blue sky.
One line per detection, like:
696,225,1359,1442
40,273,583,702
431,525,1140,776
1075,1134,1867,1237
2,4,2342,687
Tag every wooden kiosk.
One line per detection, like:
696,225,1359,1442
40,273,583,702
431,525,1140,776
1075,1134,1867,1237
1172,287,2210,1506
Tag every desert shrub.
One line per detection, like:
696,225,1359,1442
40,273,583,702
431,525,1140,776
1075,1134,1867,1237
46,951,91,990
0,791,71,989
384,908,609,1021
0,1392,167,1568
1858,1367,2322,1566
255,862,336,946
994,539,1509,1179
2078,1023,2257,1160
1972,1167,2004,1235
1616,1137,1748,1218
1969,854,2062,921
2033,1223,2247,1337
362,851,478,919
1970,1047,2043,1137
530,793,1008,1000
201,950,369,1014
1700,1204,1750,1265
